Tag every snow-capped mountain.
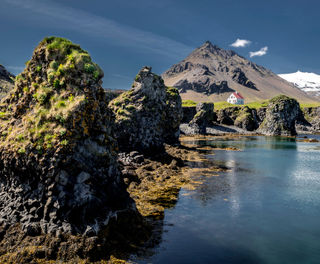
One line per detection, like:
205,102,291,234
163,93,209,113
279,71,320,97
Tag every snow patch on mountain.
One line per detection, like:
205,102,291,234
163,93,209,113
279,71,320,95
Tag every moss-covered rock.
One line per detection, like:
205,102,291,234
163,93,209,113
258,95,301,136
0,37,141,261
234,106,257,131
109,66,183,152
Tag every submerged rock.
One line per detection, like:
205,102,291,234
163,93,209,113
258,95,301,136
0,37,136,238
109,66,183,152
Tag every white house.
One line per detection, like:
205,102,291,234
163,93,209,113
227,92,244,105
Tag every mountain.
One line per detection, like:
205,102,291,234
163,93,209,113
162,41,317,103
0,64,14,98
278,71,320,98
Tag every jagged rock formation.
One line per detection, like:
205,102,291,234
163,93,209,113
258,95,301,136
0,65,14,98
0,37,139,257
109,66,182,152
162,41,316,103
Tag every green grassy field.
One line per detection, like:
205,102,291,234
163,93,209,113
182,99,320,110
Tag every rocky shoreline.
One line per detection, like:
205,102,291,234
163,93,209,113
0,37,318,263
180,96,320,137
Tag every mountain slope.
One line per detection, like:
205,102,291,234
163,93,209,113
162,41,317,103
279,71,320,98
0,64,14,98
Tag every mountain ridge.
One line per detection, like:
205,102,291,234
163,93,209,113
162,41,317,103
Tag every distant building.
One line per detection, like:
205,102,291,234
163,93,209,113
227,91,244,105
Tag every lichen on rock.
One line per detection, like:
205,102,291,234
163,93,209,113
109,66,183,152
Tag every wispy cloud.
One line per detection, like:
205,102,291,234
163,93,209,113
249,46,268,57
230,38,251,48
4,0,192,58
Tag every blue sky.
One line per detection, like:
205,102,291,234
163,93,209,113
0,0,319,89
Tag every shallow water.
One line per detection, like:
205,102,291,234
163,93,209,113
132,136,320,264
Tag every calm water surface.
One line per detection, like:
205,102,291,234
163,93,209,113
134,135,320,264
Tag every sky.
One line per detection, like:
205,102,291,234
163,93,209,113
0,0,319,89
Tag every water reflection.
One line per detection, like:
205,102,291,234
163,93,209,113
130,136,320,264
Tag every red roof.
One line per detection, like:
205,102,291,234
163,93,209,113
232,92,244,99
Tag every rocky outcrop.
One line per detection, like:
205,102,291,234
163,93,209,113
0,64,14,99
258,95,301,136
0,37,141,261
180,102,214,135
109,66,183,152
297,106,320,133
234,106,258,131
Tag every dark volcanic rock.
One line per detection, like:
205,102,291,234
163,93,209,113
0,65,14,99
258,95,301,136
0,37,136,238
182,106,196,123
181,102,214,135
231,68,257,90
234,106,257,131
109,66,183,152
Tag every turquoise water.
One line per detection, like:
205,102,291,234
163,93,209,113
134,136,320,264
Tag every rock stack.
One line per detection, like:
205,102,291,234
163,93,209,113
258,95,301,136
109,66,183,152
0,37,140,261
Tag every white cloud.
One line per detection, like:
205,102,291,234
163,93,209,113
4,0,192,58
249,46,268,57
230,38,251,48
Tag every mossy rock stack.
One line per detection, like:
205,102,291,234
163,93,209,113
109,66,182,153
258,94,301,136
0,37,140,261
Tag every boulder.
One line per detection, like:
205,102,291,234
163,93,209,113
109,66,183,152
0,37,135,237
258,95,301,136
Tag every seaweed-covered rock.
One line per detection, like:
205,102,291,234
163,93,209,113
0,64,14,99
258,95,301,136
0,37,135,238
109,66,182,152
234,106,257,131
